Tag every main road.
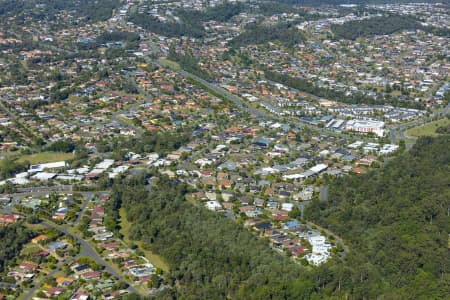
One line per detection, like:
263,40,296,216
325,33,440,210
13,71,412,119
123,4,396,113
389,101,450,144
146,56,274,120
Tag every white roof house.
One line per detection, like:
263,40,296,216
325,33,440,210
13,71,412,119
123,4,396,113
195,158,213,168
308,235,332,256
0,177,30,186
15,172,29,179
379,144,399,155
29,161,67,173
205,201,222,211
95,159,115,170
281,203,294,211
32,172,57,181
108,165,130,179
310,164,328,174
57,175,84,181
309,235,326,246
305,252,330,266
345,119,385,137
282,173,304,180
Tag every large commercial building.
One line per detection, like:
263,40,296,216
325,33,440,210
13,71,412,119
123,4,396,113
345,120,385,137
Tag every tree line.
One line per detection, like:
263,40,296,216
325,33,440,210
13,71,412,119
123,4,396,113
113,176,319,299
264,69,423,109
128,1,309,40
114,136,449,299
0,223,35,273
306,136,450,298
167,48,213,81
331,15,450,40
231,22,306,48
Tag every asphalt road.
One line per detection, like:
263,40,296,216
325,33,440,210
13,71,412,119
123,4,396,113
389,101,450,144
110,100,145,138
74,193,95,225
178,69,273,120
15,185,73,194
23,268,59,300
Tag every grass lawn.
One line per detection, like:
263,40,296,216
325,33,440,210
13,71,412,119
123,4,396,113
15,152,74,164
158,58,180,71
24,223,47,231
406,118,450,138
21,244,42,255
119,208,170,273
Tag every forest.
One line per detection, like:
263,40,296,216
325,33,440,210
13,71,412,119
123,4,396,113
0,157,28,181
0,223,35,273
331,15,449,40
307,136,450,298
128,2,253,38
231,23,306,48
128,2,309,39
168,48,213,81
436,123,450,134
114,177,316,299
115,136,449,299
45,140,76,153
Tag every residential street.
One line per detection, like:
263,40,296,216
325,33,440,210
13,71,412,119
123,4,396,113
41,221,142,296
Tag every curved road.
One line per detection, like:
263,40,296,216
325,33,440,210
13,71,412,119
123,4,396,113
148,56,274,120
23,266,60,300
389,101,450,144
0,188,142,298
41,221,141,296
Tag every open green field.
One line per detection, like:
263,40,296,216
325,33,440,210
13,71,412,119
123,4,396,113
158,58,180,71
24,223,47,231
119,208,170,272
21,243,42,255
15,152,74,164
406,118,450,138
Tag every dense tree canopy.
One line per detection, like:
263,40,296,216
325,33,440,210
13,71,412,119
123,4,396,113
115,136,449,299
231,23,306,48
45,139,76,153
331,15,450,40
114,131,191,156
0,223,34,273
168,48,212,81
115,177,317,299
0,157,28,180
128,13,205,38
307,136,450,298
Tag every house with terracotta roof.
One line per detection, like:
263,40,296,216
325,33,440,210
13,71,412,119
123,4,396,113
32,234,49,244
0,214,19,226
56,277,75,286
19,261,38,272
